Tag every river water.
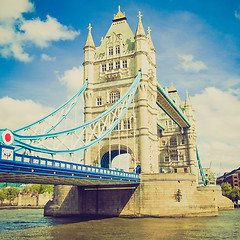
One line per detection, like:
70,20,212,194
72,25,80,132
0,208,239,240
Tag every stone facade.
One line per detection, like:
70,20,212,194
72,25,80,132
44,174,233,218
83,7,198,177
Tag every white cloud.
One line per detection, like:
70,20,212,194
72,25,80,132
57,65,84,93
41,53,56,61
235,10,240,20
0,0,79,62
0,0,34,20
21,15,80,48
175,54,208,72
192,87,240,175
0,97,53,131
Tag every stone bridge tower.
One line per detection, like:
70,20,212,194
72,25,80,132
83,7,158,173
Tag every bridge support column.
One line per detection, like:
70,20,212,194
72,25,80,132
44,174,233,218
44,185,81,217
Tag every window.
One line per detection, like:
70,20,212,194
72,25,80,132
123,60,127,68
102,64,106,72
109,62,113,70
116,45,120,54
184,168,188,173
96,97,102,106
110,91,120,103
162,140,166,146
174,169,178,173
171,155,178,161
124,119,131,129
170,137,177,146
181,137,185,145
109,47,113,56
116,61,120,69
165,156,169,162
179,154,184,161
114,122,121,131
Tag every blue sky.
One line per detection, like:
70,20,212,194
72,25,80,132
0,0,240,176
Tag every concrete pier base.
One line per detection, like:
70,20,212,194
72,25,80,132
44,173,233,218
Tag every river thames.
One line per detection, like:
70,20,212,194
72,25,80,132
0,208,239,239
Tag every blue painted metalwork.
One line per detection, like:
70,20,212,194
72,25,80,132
156,81,190,128
0,145,140,184
14,80,88,134
3,71,142,155
196,147,206,186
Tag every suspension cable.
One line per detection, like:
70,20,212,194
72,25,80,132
109,115,111,169
133,96,136,171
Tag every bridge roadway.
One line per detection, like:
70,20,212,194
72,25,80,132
156,81,190,128
0,146,140,187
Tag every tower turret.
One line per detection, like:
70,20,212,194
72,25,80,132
84,24,95,84
135,12,148,74
184,91,198,180
147,27,156,65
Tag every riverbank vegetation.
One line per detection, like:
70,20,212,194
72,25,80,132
0,184,53,206
221,182,240,205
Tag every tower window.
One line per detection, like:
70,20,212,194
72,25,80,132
116,61,120,69
123,119,131,129
165,156,169,162
123,60,127,68
170,137,177,146
109,62,113,70
110,91,120,103
114,122,121,131
109,47,113,56
116,45,120,54
179,154,184,161
96,97,102,106
102,64,106,72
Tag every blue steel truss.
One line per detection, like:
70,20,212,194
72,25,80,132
0,71,142,155
196,147,206,186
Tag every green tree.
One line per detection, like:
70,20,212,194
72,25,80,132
221,182,240,204
229,186,240,204
0,189,6,205
23,184,54,195
221,182,232,199
5,187,19,205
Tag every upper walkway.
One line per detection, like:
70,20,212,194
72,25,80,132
156,81,190,128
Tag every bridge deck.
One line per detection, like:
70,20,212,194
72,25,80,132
0,146,140,186
156,82,190,128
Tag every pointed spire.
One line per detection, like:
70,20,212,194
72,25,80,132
185,90,192,107
184,90,195,121
85,24,95,48
147,26,155,50
135,11,146,36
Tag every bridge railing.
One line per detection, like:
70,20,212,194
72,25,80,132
0,145,140,183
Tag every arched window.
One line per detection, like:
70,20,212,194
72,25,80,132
109,47,113,56
109,91,120,103
96,97,102,106
116,45,120,54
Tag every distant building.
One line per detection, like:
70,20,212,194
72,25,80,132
216,167,240,188
199,168,216,185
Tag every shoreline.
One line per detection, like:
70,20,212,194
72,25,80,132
0,205,44,210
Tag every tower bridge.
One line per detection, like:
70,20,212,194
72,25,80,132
0,7,233,217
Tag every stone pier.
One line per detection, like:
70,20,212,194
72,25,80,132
44,173,233,217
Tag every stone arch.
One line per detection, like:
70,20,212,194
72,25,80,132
99,144,134,170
